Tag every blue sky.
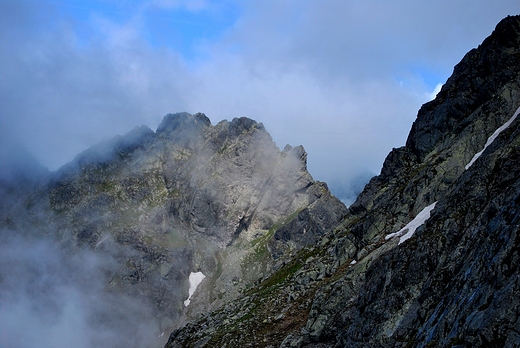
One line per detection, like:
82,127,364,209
1,0,519,201
52,0,241,59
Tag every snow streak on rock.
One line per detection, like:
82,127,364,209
466,106,520,170
184,272,205,306
386,202,437,245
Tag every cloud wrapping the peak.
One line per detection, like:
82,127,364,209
0,0,519,200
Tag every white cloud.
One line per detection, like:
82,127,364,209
425,83,443,101
0,233,161,348
1,0,519,200
149,0,210,11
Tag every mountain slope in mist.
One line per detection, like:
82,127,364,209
0,112,347,347
165,15,520,348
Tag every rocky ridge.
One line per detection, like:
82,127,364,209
0,112,347,335
165,15,520,347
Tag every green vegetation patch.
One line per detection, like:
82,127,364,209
259,261,302,294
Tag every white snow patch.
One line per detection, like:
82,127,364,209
465,106,520,170
385,202,437,245
184,271,205,307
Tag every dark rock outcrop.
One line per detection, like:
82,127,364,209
407,15,520,161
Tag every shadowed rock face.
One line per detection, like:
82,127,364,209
407,15,520,161
0,112,347,332
165,15,520,348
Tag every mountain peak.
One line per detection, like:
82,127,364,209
406,15,520,161
1,109,347,341
156,112,211,137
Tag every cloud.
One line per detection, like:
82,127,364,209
149,0,210,12
0,231,162,348
426,83,444,101
0,0,194,170
0,0,519,201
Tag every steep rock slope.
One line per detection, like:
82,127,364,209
0,113,347,334
165,15,520,347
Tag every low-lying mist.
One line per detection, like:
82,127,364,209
0,230,164,348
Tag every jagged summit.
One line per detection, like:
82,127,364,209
0,110,347,342
156,112,210,140
60,112,269,174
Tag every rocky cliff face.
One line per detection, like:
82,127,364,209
0,111,347,340
165,15,520,347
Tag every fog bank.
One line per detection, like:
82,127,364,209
0,231,163,348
